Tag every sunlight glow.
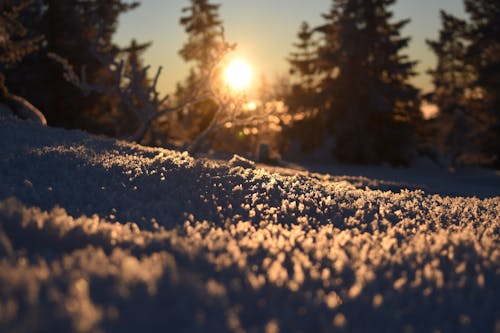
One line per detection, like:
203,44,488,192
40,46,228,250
244,101,257,111
224,59,252,91
421,102,439,120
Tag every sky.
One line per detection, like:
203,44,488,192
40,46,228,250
115,0,466,95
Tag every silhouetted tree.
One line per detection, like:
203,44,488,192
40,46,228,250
315,0,420,165
116,39,154,138
179,0,224,72
428,0,500,166
0,0,47,124
4,0,138,135
426,11,474,166
176,0,224,140
289,22,319,92
286,21,325,152
0,0,43,96
464,0,500,166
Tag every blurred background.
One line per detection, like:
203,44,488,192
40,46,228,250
1,0,498,168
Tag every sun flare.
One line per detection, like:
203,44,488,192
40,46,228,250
224,59,252,91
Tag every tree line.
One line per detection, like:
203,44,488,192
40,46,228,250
1,0,498,167
286,0,499,167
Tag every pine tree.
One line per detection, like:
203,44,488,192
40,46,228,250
428,0,500,166
426,11,473,166
4,0,138,135
315,0,420,165
176,0,224,140
115,39,153,138
427,12,471,113
179,0,224,73
464,0,500,166
288,22,319,92
0,0,43,97
286,21,325,152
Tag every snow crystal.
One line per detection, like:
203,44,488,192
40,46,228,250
0,118,498,332
228,154,256,169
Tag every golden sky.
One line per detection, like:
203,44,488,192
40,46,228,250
115,0,466,95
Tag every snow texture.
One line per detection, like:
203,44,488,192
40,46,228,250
0,117,499,333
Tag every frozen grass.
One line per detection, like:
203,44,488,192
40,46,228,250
0,117,499,332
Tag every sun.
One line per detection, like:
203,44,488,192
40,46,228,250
224,59,252,91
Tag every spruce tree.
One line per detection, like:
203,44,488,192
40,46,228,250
116,39,153,138
288,22,319,92
179,0,224,73
464,0,500,166
4,0,138,135
176,0,224,140
315,0,420,165
286,21,325,152
428,0,500,166
426,11,473,166
0,0,43,97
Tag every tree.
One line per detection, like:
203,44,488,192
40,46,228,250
4,0,138,135
426,11,474,166
314,0,421,165
288,22,319,92
116,39,155,139
179,0,224,72
428,0,500,166
176,0,225,140
0,0,43,96
0,0,47,124
285,21,326,152
464,0,500,166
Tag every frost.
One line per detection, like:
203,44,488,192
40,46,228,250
0,118,498,332
228,154,256,169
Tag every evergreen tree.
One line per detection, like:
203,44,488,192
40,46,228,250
427,12,470,114
179,0,224,73
315,0,420,165
0,0,43,97
464,0,500,166
116,39,153,138
286,21,325,152
288,22,319,92
176,0,224,140
4,0,138,135
428,0,500,166
426,11,473,166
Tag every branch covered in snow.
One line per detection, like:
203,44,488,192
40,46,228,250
49,51,175,142
49,27,235,144
187,94,280,155
49,25,275,153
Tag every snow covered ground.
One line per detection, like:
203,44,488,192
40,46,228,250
0,116,498,332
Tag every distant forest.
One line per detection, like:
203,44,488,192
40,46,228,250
1,0,499,167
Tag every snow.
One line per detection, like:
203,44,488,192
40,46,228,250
0,116,499,332
274,159,500,199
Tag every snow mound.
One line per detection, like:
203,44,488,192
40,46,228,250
228,154,256,169
0,118,499,332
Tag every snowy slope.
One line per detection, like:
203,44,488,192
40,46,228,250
0,116,498,333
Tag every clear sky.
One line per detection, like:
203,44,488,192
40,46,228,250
115,0,466,95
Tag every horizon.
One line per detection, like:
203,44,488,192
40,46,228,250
115,0,466,95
